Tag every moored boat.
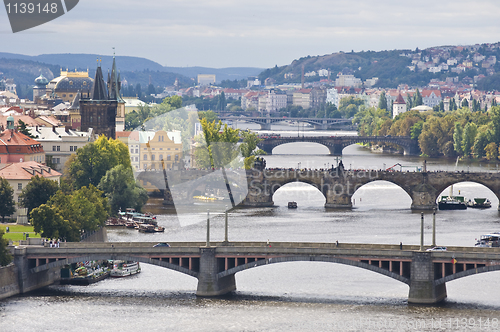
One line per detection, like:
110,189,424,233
475,232,500,247
110,260,141,277
467,198,492,209
438,195,467,210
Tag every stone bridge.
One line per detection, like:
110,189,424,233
13,242,500,304
257,136,419,156
219,116,353,130
136,169,500,210
243,169,500,210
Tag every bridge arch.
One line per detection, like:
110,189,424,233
271,181,327,206
350,179,413,208
29,254,199,279
217,256,410,285
434,181,500,206
435,264,500,285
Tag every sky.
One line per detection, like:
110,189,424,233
1,0,500,69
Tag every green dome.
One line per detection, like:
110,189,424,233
35,74,49,86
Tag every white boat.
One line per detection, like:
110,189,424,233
110,261,141,277
475,233,500,247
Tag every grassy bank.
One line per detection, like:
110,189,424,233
0,224,41,244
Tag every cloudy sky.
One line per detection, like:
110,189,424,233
1,0,500,69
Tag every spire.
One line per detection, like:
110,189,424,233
107,51,124,102
91,62,108,100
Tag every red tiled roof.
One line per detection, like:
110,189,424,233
0,129,44,155
0,161,60,180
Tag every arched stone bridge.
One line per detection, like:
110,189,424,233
257,136,419,156
219,116,353,130
243,169,500,210
14,242,500,304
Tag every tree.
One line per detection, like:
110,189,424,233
0,178,15,222
33,185,110,240
0,229,12,266
18,120,34,138
239,130,266,169
473,130,490,158
98,164,148,215
413,89,423,107
453,122,464,155
462,122,477,157
195,119,240,169
485,142,498,160
18,175,59,215
378,91,387,111
30,204,79,241
67,136,131,188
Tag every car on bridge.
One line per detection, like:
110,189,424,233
426,246,447,251
153,242,170,247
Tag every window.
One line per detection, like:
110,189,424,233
18,183,22,190
167,155,171,161
57,146,60,152
151,155,155,161
175,155,179,161
144,154,148,161
135,157,139,162
52,146,56,151
135,149,138,154
159,155,163,160
73,146,77,151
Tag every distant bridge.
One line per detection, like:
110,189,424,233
14,242,500,304
135,169,500,210
257,135,419,156
218,115,353,130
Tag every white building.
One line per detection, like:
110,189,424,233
326,88,340,108
335,74,362,88
27,126,94,171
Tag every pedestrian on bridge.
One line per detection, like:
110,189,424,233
400,242,403,250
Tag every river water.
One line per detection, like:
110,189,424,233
2,128,500,331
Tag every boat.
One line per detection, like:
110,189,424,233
438,185,467,210
467,198,492,209
288,201,297,208
475,232,500,247
138,223,155,233
60,262,111,285
110,260,141,277
438,196,467,210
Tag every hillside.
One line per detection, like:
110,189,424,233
258,43,500,90
0,53,263,86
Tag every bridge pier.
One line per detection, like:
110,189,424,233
196,248,236,296
408,252,447,304
13,247,60,294
259,123,272,130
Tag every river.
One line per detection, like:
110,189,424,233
2,127,500,331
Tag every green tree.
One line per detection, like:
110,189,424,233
0,178,15,222
196,119,240,169
18,175,59,215
485,142,498,160
453,122,464,155
239,130,266,169
473,129,490,158
67,136,131,188
30,204,79,241
462,122,477,157
461,98,469,108
18,120,35,138
98,164,149,215
414,89,423,106
378,91,387,111
0,229,12,266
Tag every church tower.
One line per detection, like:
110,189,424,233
79,59,118,138
393,93,407,118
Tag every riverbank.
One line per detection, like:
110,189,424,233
0,224,40,245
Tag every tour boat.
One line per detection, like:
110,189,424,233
110,261,141,277
475,232,500,247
